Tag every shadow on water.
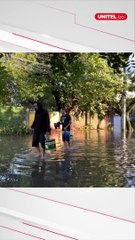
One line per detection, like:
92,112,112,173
0,130,135,187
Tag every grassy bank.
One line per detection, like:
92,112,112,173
0,106,29,135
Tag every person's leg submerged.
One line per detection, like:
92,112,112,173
39,134,46,159
66,131,70,149
63,131,70,150
62,131,67,149
39,143,45,159
32,133,41,157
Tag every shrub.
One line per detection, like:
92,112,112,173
0,106,29,135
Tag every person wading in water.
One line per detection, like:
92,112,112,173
60,108,72,150
30,101,50,159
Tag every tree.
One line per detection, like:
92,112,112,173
100,53,131,73
100,53,135,131
34,53,80,110
1,53,56,108
0,59,11,104
1,53,126,129
74,53,123,125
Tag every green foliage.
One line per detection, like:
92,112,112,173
100,53,131,73
0,60,11,104
0,52,131,120
2,53,56,108
75,53,124,117
0,106,29,135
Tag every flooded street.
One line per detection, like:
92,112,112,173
0,130,135,187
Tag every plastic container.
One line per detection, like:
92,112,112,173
45,139,56,151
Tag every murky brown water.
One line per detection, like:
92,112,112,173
0,130,135,187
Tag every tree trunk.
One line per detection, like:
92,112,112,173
85,111,88,126
52,90,61,111
26,108,30,127
126,112,132,131
97,118,103,129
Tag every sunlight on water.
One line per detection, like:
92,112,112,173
0,130,135,187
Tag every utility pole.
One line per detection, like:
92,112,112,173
121,67,126,134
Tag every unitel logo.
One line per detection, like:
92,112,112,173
95,13,128,20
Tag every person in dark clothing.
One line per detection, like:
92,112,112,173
30,101,50,159
60,108,71,149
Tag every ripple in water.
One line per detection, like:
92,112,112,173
0,130,135,187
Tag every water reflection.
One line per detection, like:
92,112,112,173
0,130,135,187
31,160,46,187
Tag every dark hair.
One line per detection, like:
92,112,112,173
33,101,43,112
61,107,68,113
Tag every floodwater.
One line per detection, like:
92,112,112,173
0,130,135,187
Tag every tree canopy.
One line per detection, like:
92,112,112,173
0,52,134,122
0,57,12,104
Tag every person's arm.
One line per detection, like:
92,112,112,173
64,116,71,130
47,111,51,133
43,110,51,133
59,116,62,124
31,121,35,129
64,121,71,130
30,114,36,131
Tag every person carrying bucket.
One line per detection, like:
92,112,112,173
30,101,50,159
60,108,72,149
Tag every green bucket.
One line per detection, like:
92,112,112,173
45,139,56,151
